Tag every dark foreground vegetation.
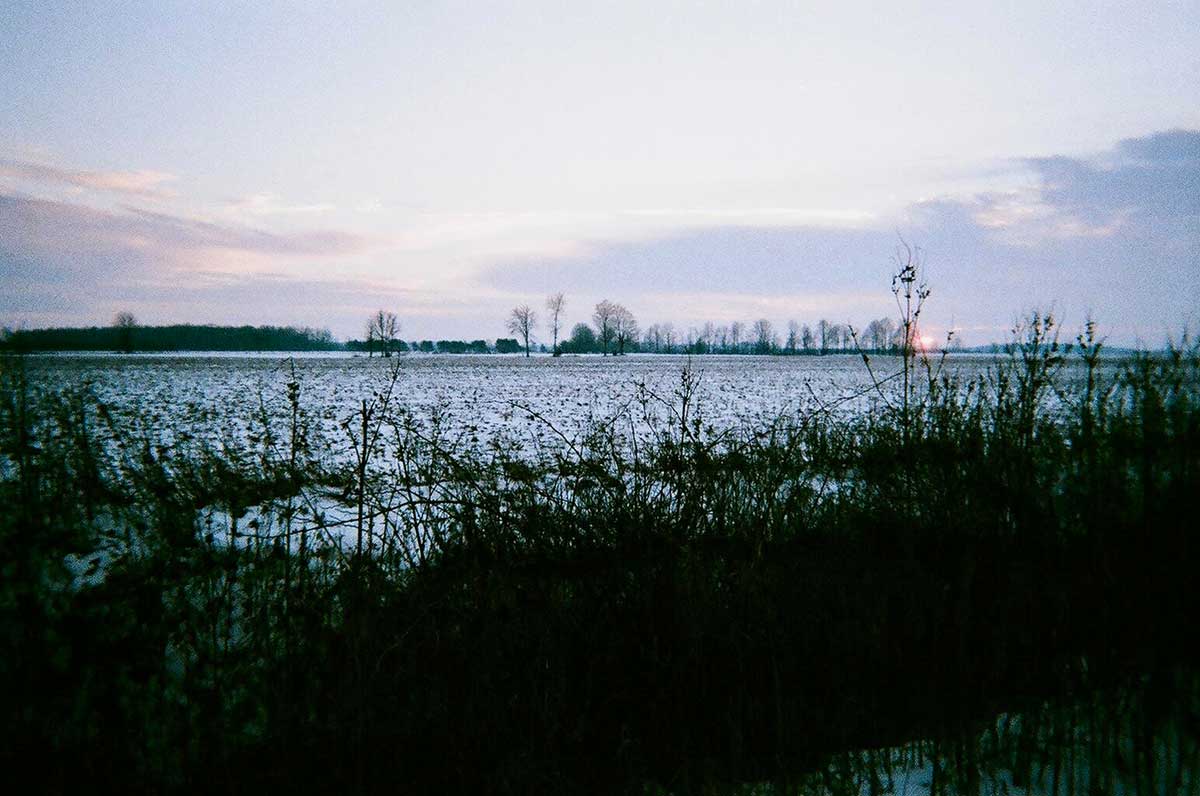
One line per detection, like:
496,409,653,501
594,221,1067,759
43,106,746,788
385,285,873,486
2,305,1199,793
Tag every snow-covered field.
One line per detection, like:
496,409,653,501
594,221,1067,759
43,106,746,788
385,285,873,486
25,348,1140,488
28,351,950,559
22,352,895,445
22,351,1108,459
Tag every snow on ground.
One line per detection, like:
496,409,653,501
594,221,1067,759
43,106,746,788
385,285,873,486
21,351,1013,460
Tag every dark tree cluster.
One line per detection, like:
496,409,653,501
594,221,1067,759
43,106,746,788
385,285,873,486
491,293,918,357
3,323,338,353
638,316,913,355
364,310,400,358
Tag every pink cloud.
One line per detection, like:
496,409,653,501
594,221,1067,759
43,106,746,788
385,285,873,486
1,194,369,262
0,158,178,198
2,192,383,333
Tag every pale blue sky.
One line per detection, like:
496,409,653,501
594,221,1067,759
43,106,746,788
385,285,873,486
2,1,1198,343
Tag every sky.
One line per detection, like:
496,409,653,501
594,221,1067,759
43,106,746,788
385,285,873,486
2,1,1198,346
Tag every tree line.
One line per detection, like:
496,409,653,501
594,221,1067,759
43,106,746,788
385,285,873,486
501,294,925,356
1,311,540,356
355,309,542,357
347,338,533,355
2,306,932,356
1,320,337,353
638,316,915,355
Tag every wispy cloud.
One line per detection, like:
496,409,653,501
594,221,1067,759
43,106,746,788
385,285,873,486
0,193,407,335
223,192,337,217
0,158,178,198
117,205,367,257
1,194,368,263
0,192,375,330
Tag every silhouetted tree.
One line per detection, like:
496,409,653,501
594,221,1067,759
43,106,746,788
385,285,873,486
642,324,662,353
614,305,638,355
565,323,597,353
786,320,800,353
817,319,831,354
730,321,744,353
864,317,896,351
753,318,775,354
112,311,137,353
507,304,537,357
366,310,400,357
662,322,677,353
545,293,566,356
835,324,854,352
593,300,618,356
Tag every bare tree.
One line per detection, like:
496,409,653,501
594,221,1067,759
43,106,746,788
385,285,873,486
801,324,814,352
662,322,677,353
366,310,400,357
613,304,638,355
838,324,849,352
829,323,846,353
592,300,618,356
112,311,137,353
730,321,744,353
864,317,896,351
642,324,659,353
644,323,674,353
753,318,775,354
507,304,537,357
545,292,566,356
786,320,800,353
